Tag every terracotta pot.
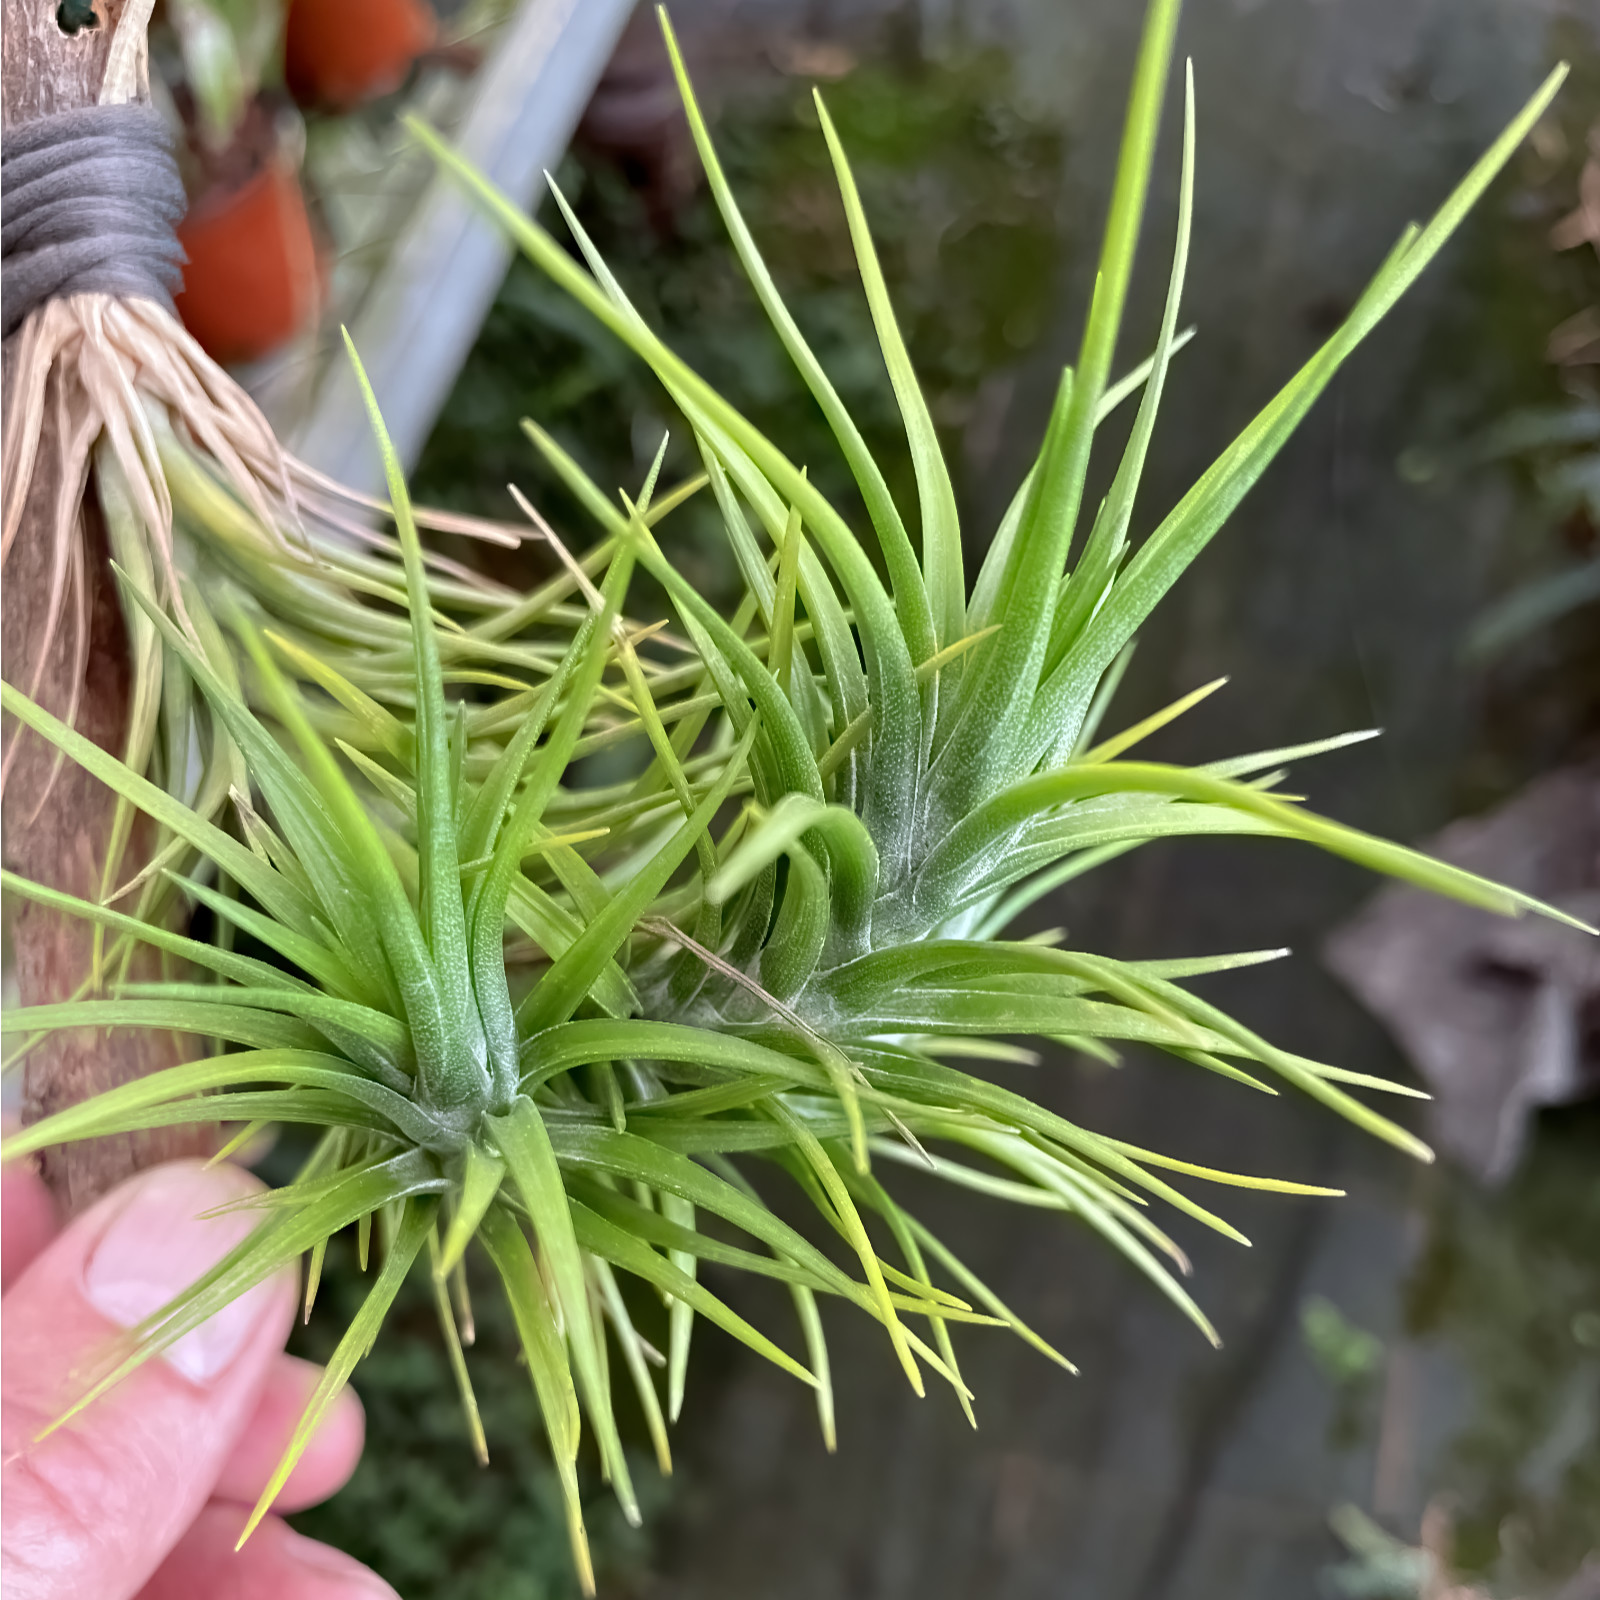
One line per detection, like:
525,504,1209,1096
284,0,438,111
174,159,323,365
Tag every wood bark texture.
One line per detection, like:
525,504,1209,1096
3,0,126,128
4,0,213,1211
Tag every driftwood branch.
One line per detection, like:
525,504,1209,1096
3,0,213,1211
3,0,127,129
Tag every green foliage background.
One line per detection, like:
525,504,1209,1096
1407,1108,1600,1593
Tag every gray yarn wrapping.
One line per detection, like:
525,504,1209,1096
1,104,187,338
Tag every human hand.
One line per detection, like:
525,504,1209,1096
2,1155,397,1599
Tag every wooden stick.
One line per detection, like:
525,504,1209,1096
3,0,213,1211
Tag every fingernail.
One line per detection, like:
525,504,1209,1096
283,1526,400,1596
83,1164,272,1384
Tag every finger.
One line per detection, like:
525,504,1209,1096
2,1161,296,1600
2,1159,58,1291
213,1355,365,1513
134,1503,396,1599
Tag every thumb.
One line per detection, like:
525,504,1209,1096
2,1160,297,1600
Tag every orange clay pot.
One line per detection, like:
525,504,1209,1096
284,0,438,111
174,160,323,366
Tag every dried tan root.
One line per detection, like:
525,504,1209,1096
1,290,534,810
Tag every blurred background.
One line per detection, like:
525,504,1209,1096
138,0,1600,1594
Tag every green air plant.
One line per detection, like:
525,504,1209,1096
1,2,1588,1591
1,1,617,969
1,315,687,1094
0,348,589,896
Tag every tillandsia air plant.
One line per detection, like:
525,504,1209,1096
1,0,1589,1590
3,0,605,883
1,0,614,1201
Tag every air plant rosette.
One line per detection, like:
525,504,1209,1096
1,0,596,1179
1,2,1587,1592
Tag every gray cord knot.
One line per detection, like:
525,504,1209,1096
1,104,187,338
